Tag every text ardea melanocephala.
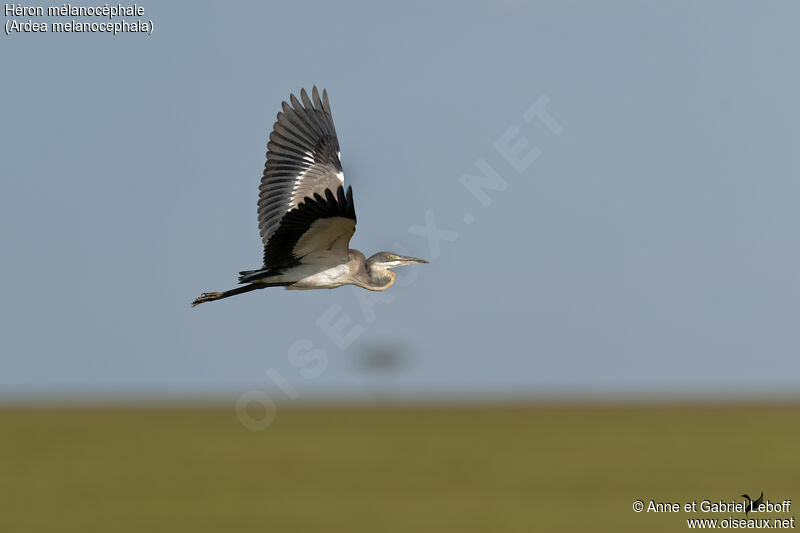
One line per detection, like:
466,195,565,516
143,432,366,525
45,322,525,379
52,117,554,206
192,87,427,306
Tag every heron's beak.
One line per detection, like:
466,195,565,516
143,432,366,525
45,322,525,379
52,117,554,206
397,255,428,265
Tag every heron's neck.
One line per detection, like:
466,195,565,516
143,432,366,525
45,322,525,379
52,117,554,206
365,267,396,291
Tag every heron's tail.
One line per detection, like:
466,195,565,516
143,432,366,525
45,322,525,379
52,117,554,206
238,268,282,284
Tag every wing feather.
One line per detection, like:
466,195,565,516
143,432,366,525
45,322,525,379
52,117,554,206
263,185,355,268
257,87,355,268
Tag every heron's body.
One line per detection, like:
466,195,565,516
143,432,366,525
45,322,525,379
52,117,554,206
240,250,394,291
192,87,425,307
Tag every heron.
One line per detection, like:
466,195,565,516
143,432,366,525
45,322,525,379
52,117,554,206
192,87,427,307
741,492,764,517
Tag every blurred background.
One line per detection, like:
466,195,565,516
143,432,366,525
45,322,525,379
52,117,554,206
1,1,798,531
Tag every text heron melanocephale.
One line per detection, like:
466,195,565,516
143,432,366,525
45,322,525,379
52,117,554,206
192,87,427,306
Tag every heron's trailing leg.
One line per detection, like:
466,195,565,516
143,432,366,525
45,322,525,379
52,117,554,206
192,283,267,307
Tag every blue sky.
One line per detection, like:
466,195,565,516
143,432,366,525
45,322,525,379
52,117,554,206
2,1,798,402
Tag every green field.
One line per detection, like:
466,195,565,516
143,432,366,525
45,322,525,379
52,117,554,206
1,405,798,532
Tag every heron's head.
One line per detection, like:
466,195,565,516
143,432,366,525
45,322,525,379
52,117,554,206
367,252,428,271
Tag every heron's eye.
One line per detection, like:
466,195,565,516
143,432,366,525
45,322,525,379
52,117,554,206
387,254,399,261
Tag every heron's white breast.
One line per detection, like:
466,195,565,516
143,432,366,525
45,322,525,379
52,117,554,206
284,262,353,289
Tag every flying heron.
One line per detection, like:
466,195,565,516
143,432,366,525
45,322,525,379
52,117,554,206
192,87,427,307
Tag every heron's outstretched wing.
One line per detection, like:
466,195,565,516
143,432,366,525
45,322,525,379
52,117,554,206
258,87,356,268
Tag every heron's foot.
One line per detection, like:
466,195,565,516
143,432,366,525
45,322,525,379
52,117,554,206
192,292,222,307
